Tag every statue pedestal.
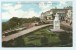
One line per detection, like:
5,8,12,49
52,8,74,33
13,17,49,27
51,29,64,32
50,13,64,32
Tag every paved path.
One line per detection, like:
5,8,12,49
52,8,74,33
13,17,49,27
2,24,52,42
3,27,26,35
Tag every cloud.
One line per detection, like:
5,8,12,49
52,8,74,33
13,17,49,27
2,3,40,19
2,3,22,19
39,2,52,12
60,0,66,5
14,3,22,10
9,9,25,18
56,1,72,8
2,12,12,19
2,9,40,19
2,3,22,11
2,3,23,19
66,1,72,6
9,9,40,18
58,1,66,8
2,3,13,11
23,9,40,18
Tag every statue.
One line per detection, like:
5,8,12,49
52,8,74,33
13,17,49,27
50,13,64,32
54,13,60,29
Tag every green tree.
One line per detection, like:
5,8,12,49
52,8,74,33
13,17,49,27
2,22,10,31
8,17,20,28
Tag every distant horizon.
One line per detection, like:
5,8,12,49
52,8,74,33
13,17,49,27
2,16,40,22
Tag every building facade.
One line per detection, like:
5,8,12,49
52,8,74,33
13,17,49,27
40,8,70,23
64,9,72,25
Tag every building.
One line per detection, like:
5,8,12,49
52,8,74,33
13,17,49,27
64,9,72,25
51,9,69,21
40,8,69,23
40,10,53,23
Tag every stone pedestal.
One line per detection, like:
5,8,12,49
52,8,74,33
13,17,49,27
51,29,64,32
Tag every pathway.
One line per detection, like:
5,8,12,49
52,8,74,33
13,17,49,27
2,24,52,42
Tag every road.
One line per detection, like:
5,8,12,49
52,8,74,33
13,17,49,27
2,24,52,42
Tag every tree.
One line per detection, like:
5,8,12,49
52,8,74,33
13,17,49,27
2,17,40,31
8,17,20,28
2,22,10,31
32,16,40,22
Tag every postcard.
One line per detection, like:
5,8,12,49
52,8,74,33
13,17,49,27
1,0,72,47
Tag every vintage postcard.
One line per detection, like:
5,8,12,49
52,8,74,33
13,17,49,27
1,1,72,47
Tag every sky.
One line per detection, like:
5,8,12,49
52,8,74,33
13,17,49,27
1,1,72,20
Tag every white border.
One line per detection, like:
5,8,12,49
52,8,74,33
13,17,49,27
0,0,76,50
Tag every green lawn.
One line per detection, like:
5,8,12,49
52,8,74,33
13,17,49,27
22,26,63,47
3,26,72,47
